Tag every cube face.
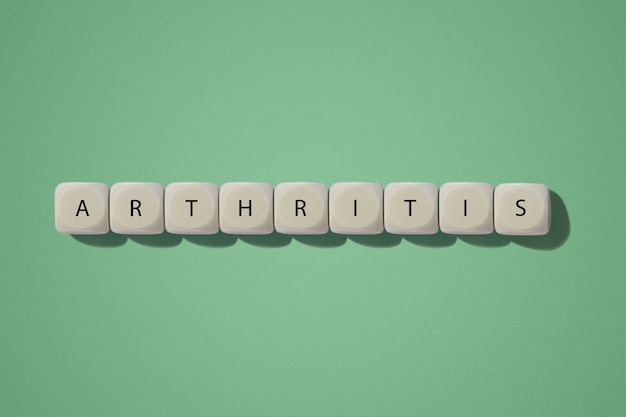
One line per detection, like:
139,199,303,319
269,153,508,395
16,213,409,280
384,182,439,235
274,183,328,235
439,182,494,235
165,182,219,235
55,182,109,234
219,183,274,235
495,183,551,236
329,182,383,235
110,182,164,235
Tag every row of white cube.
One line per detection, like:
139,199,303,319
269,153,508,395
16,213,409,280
55,182,551,236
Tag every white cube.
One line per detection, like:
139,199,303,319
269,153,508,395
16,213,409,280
274,182,328,235
329,182,383,235
55,182,109,234
495,183,551,236
110,182,164,235
439,182,494,235
384,182,439,235
219,182,274,235
165,182,219,235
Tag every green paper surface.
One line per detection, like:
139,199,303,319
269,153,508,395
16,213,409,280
1,1,625,416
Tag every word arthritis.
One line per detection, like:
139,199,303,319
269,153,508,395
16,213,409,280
55,182,551,236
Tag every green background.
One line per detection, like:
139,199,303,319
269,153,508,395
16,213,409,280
2,1,625,416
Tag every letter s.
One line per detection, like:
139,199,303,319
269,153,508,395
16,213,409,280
515,199,526,216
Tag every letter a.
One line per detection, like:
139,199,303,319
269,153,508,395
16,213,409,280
76,200,89,216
